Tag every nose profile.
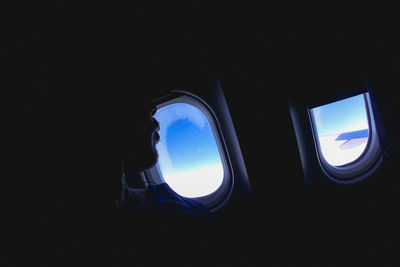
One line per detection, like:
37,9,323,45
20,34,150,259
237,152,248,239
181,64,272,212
153,118,160,132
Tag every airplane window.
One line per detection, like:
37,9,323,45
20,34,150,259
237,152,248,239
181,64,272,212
154,102,224,198
310,93,370,166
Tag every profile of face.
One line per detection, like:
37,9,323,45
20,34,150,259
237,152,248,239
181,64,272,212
122,104,160,175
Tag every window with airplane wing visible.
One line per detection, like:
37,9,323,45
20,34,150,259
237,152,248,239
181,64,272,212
310,93,370,166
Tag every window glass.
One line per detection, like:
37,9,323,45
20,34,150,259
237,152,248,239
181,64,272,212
311,93,370,166
154,103,224,198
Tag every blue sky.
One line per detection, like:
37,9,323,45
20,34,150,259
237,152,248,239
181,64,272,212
165,118,221,170
155,103,222,173
154,103,224,197
311,93,369,136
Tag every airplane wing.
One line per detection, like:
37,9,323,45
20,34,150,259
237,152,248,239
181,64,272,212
335,129,369,150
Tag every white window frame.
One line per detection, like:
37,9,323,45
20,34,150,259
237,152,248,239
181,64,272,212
144,91,234,211
308,92,383,184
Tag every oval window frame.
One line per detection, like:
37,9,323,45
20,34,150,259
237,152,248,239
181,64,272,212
144,91,234,211
308,92,383,184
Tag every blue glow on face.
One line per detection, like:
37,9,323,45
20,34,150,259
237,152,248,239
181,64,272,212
154,102,224,198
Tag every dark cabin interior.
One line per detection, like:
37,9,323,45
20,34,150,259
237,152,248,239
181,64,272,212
3,4,400,266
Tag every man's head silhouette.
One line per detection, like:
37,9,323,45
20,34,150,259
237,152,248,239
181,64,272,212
120,103,160,175
69,87,163,206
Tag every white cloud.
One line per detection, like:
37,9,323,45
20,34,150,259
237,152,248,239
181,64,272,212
163,163,224,198
319,135,368,166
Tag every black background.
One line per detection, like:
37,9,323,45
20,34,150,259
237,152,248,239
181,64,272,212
3,4,400,266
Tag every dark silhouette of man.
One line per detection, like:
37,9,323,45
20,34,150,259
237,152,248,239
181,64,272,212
90,96,219,266
115,103,216,224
